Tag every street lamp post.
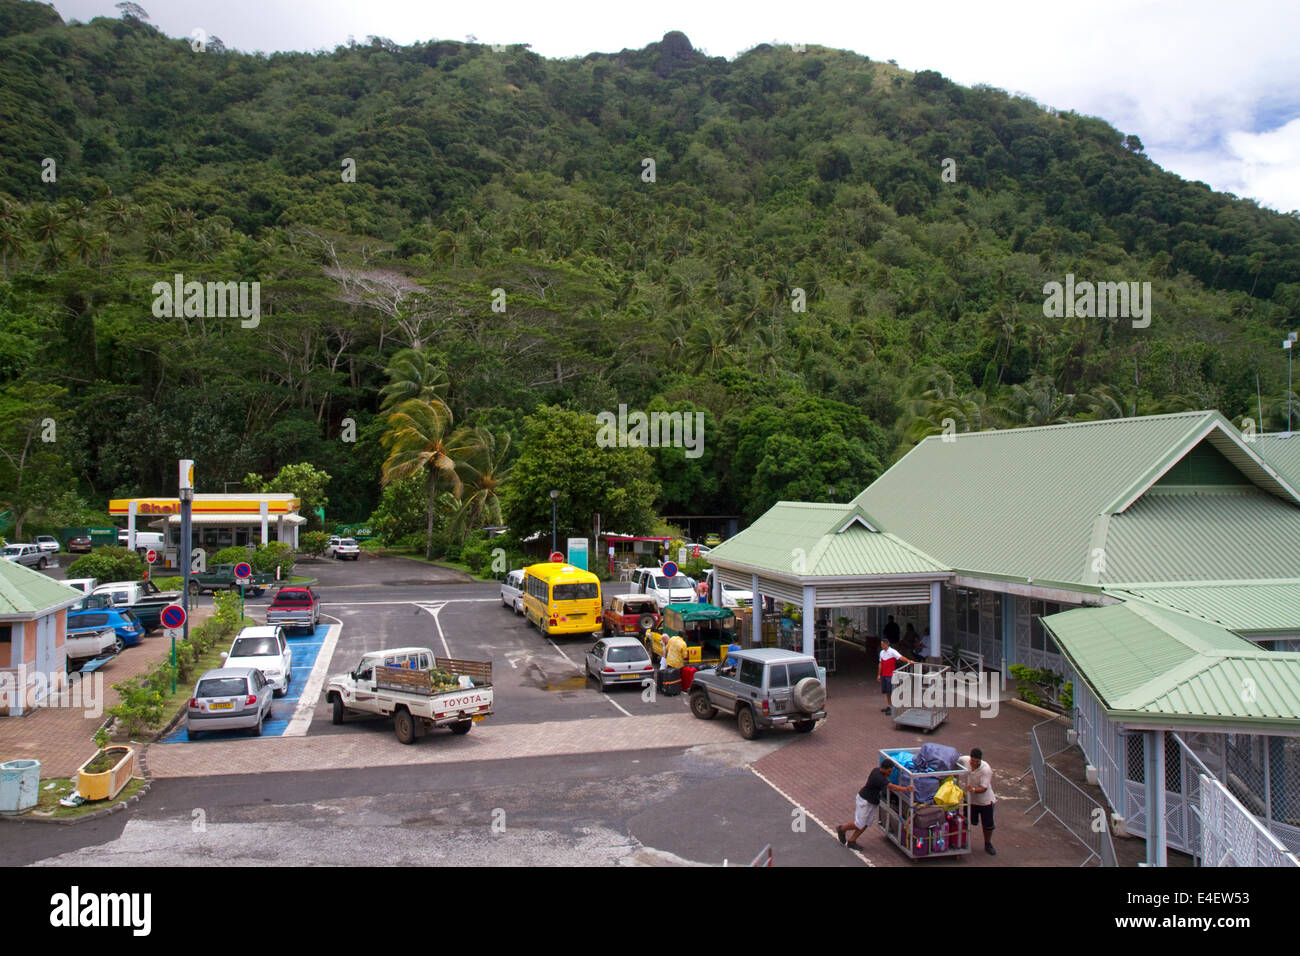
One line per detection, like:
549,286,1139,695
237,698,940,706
549,489,559,554
1286,333,1298,434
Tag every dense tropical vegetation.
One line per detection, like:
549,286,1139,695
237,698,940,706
1,2,1298,553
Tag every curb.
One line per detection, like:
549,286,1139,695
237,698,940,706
0,742,154,826
1006,698,1069,721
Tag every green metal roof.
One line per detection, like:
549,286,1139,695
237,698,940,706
706,501,949,580
1256,433,1300,491
1110,581,1300,635
0,559,84,618
1042,600,1300,731
853,411,1300,588
1100,488,1300,585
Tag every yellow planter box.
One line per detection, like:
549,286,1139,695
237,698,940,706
76,747,136,801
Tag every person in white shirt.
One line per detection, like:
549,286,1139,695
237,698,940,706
878,638,914,717
958,747,997,856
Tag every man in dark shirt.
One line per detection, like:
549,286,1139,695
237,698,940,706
883,615,901,646
837,758,913,850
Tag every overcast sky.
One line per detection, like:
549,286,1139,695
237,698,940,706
49,0,1300,214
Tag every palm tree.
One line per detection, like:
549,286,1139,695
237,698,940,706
993,375,1076,427
451,429,512,541
380,398,484,558
379,348,449,411
688,319,737,374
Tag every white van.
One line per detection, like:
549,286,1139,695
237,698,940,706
118,530,166,550
500,569,524,615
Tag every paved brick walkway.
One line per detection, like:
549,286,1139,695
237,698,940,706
752,641,1111,866
0,611,212,777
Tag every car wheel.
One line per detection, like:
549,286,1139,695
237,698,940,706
114,637,126,654
690,690,717,720
188,727,201,741
449,720,472,735
188,580,200,596
737,706,759,740
331,696,345,725
36,557,46,569
514,600,522,616
602,620,611,636
394,709,416,745
794,720,816,733
273,684,284,698
251,713,263,737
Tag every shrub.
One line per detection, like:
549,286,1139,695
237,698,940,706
300,530,330,557
153,575,183,591
251,541,294,579
211,546,249,566
66,547,145,584
107,680,165,736
460,535,493,575
1060,681,1073,712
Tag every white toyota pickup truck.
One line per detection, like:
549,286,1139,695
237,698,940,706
325,646,493,744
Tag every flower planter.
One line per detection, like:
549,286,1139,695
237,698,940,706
76,746,136,801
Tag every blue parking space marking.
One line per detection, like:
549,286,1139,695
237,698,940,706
161,624,329,743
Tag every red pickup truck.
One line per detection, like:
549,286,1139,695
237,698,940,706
266,586,320,632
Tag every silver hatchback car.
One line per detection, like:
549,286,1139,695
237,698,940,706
187,667,274,739
585,636,654,691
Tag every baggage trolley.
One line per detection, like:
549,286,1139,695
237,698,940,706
891,660,951,732
876,747,972,860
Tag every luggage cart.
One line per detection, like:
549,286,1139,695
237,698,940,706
891,660,950,732
876,747,972,861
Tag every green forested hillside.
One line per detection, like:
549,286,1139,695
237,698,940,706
1,3,1297,544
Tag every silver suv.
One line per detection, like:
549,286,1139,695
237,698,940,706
688,647,827,739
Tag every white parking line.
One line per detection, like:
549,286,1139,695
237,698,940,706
285,619,343,737
603,695,633,717
747,764,872,866
320,599,499,606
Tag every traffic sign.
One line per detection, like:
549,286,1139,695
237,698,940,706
549,551,564,563
145,549,157,564
160,603,186,629
234,562,253,579
662,561,678,578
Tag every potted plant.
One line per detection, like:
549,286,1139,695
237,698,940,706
76,727,135,801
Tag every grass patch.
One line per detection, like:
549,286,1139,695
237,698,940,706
27,776,145,819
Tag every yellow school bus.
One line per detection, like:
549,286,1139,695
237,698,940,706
522,562,602,637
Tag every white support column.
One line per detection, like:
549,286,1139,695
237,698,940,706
751,573,761,648
1145,730,1168,866
127,501,138,550
928,581,942,659
259,502,269,545
802,585,815,656
712,568,723,606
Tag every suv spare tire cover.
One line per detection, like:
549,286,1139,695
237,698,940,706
792,676,826,714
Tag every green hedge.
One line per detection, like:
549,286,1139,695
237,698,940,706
66,547,145,584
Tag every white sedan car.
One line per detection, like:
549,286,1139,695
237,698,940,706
221,625,293,697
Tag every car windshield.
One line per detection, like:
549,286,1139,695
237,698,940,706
655,576,691,589
2,547,21,556
553,582,598,601
340,539,357,546
196,677,249,698
230,637,278,657
608,646,649,663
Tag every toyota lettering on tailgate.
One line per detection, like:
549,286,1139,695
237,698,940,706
442,693,487,708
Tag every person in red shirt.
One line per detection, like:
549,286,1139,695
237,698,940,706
878,637,914,717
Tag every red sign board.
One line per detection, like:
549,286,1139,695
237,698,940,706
145,549,157,564
234,562,253,579
549,551,564,563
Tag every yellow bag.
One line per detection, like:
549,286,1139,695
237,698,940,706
934,776,963,807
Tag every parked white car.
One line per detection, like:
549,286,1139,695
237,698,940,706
35,535,60,553
325,536,361,560
500,569,524,615
220,625,292,697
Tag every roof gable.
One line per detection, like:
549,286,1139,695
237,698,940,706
0,559,84,617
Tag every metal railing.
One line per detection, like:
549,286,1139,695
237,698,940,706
1025,717,1118,866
